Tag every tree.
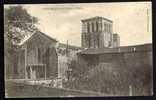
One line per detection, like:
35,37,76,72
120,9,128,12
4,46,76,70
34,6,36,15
4,6,38,46
4,6,39,79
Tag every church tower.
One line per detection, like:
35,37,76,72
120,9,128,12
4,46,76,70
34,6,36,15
81,16,113,49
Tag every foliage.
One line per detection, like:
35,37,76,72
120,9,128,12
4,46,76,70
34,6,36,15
4,6,38,46
4,6,39,79
67,59,88,79
65,59,152,95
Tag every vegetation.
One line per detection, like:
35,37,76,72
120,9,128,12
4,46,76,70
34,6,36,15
67,60,88,79
4,6,38,79
6,81,98,97
65,58,152,96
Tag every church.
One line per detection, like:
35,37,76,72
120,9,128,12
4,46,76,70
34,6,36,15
75,16,152,95
5,16,152,95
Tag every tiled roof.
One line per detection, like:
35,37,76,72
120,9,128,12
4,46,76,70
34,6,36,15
78,43,152,55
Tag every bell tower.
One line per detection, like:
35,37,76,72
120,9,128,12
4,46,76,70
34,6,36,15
81,16,113,49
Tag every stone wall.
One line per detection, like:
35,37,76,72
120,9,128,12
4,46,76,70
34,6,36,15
77,47,153,95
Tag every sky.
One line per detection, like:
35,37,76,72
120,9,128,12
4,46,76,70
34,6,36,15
5,2,152,46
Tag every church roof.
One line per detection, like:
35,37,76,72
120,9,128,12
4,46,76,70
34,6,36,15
17,31,57,46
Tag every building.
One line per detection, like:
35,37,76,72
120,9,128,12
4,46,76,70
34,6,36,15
17,31,58,80
77,43,153,95
78,43,152,67
81,16,120,49
78,16,152,95
56,42,82,80
6,31,81,80
78,43,152,74
57,42,82,59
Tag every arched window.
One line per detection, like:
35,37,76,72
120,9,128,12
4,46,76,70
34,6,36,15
96,21,98,32
87,23,90,33
38,47,41,63
96,34,99,48
104,23,106,32
92,22,94,32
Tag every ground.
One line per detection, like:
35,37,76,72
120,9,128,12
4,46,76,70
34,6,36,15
5,80,106,97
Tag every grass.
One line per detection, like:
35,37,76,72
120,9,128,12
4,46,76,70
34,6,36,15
5,80,102,98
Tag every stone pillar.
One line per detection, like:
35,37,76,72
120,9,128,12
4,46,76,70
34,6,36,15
96,21,98,32
99,21,102,32
87,22,90,33
82,22,87,33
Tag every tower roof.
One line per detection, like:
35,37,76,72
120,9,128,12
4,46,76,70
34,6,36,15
81,16,113,23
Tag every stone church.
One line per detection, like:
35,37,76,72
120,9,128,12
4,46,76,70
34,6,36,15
77,16,152,95
5,16,152,95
